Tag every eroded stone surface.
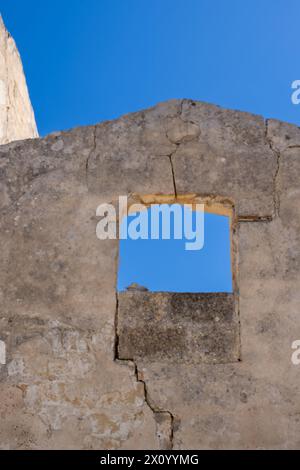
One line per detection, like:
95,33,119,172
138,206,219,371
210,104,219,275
0,99,299,449
130,116,300,449
118,292,239,364
172,100,276,217
87,104,178,198
267,119,300,152
0,126,159,449
0,16,38,144
0,316,158,450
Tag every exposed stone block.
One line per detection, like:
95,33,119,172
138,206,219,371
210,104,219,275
118,292,239,364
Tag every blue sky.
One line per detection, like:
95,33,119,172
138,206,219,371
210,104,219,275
118,210,232,293
1,0,300,136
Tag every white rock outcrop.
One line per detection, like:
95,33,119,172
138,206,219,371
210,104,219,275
0,15,38,144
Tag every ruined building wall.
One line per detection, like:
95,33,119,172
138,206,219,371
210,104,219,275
0,99,299,449
0,16,38,145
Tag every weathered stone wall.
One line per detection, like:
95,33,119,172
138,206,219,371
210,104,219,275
0,16,38,145
0,99,299,449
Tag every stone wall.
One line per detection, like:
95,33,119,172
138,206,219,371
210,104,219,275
0,16,38,145
0,99,299,449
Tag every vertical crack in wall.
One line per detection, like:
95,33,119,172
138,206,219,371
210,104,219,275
265,119,281,217
164,99,201,199
114,293,175,450
110,104,275,449
85,125,97,190
168,144,179,198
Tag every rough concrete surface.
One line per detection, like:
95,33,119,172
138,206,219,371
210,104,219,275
0,16,38,145
0,98,299,449
118,292,239,364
